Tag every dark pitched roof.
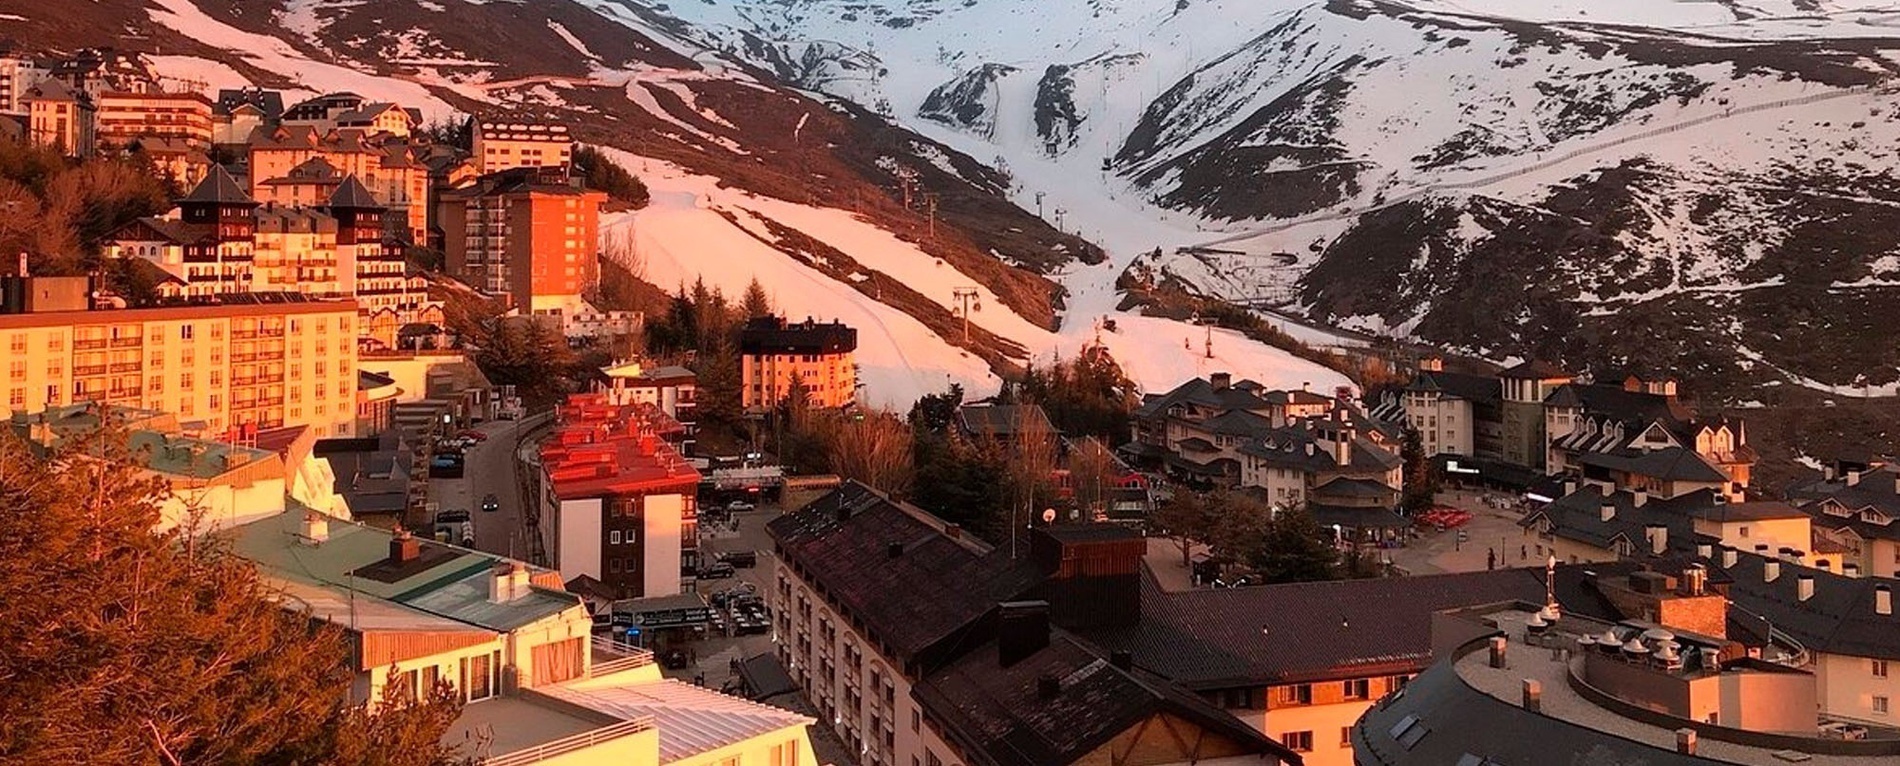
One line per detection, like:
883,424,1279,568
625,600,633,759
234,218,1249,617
1576,446,1728,484
1543,382,1693,429
1313,476,1395,500
326,174,384,210
1497,359,1571,379
739,316,857,356
1408,370,1498,403
1708,551,1900,660
216,88,283,119
913,632,1295,766
957,404,1055,439
1791,467,1900,542
1133,377,1271,419
1199,409,1274,438
177,164,255,206
1078,568,1558,688
766,483,1041,665
1520,486,1725,552
1261,389,1333,406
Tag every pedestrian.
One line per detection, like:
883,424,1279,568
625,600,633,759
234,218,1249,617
1520,544,1527,561
1487,548,1496,571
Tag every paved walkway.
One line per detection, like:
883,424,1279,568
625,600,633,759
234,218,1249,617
1387,489,1535,575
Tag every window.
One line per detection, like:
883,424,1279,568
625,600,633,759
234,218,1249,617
179,325,193,340
609,530,621,545
1876,696,1890,715
911,708,920,732
461,651,498,702
1738,526,1750,538
8,388,22,407
208,394,220,410
1342,726,1354,747
1878,660,1891,679
1281,730,1313,753
180,373,193,390
1344,678,1370,699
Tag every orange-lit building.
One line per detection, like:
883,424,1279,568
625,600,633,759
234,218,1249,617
94,90,214,152
738,316,858,412
472,119,574,174
0,284,360,438
23,80,93,157
438,168,605,312
248,124,430,244
536,394,701,600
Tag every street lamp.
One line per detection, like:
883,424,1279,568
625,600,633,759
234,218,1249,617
951,287,980,343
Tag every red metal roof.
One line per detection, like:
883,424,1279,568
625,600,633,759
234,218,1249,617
540,394,698,500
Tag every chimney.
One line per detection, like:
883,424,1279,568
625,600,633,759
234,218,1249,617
1798,574,1816,602
1489,636,1508,669
1824,464,1836,481
1037,675,1062,700
301,512,329,545
1209,372,1231,390
388,530,420,565
1632,489,1648,508
1564,479,1578,497
1845,562,1862,578
1848,470,1862,487
1676,729,1698,756
1110,650,1133,670
1754,544,1770,557
944,523,962,540
1335,431,1352,467
998,601,1051,667
1522,679,1542,713
1878,584,1893,616
1778,547,1796,563
16,251,26,277
1696,542,1712,560
1682,564,1707,596
1764,558,1781,583
1599,481,1614,497
489,561,529,603
1305,442,1315,457
1600,503,1616,522
1894,471,1900,496
1646,524,1667,556
1720,546,1738,569
887,542,904,559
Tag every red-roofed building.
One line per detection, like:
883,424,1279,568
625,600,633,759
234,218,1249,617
536,393,701,600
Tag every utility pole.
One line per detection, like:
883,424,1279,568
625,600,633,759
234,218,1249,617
951,287,980,343
926,193,938,240
1035,191,1045,218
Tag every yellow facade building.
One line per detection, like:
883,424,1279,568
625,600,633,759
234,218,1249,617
739,316,858,412
0,289,361,438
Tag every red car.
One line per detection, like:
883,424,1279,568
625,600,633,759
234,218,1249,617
458,429,489,442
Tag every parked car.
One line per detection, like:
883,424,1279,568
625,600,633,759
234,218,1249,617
458,429,489,442
718,550,758,569
429,454,465,478
481,493,500,513
698,562,736,579
724,500,756,513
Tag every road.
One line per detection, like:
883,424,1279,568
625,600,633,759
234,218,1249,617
429,415,548,562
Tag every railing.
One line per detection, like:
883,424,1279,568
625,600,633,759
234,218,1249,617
107,387,142,399
480,716,656,766
589,637,656,677
74,338,108,351
110,336,142,348
109,362,141,373
72,364,108,376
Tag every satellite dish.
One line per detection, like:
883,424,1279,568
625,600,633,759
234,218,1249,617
1041,508,1057,524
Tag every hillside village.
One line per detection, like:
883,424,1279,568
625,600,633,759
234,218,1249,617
4,17,1900,766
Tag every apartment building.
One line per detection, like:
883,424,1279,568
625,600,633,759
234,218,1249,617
111,172,438,346
738,316,858,413
45,48,154,99
23,79,93,157
0,284,360,437
1238,411,1407,535
1792,463,1900,579
0,50,45,114
472,119,574,174
770,484,1297,766
438,167,605,310
212,87,282,144
231,508,818,766
249,124,430,243
537,394,702,600
600,360,698,434
93,90,214,152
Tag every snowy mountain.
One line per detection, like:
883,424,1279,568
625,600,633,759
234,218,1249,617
0,0,1353,408
623,0,1900,398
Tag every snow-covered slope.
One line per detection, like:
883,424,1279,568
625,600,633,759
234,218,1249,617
624,0,1900,396
0,0,1352,408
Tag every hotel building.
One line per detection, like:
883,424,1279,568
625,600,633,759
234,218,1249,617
439,167,605,312
739,316,858,413
0,282,361,438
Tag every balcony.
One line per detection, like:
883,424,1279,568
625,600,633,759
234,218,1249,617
110,336,142,349
74,338,108,351
107,387,142,399
589,638,656,677
72,364,108,377
109,362,141,373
